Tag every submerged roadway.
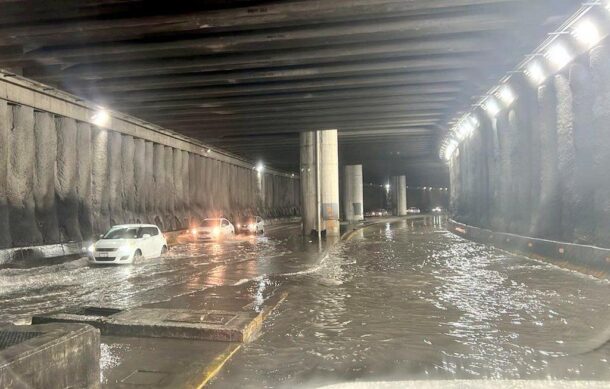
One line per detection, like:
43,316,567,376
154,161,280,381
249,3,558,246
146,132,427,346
1,216,610,387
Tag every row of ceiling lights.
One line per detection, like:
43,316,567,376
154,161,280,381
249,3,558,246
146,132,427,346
440,1,610,162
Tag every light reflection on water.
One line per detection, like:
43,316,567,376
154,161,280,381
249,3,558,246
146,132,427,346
0,227,317,323
214,219,610,388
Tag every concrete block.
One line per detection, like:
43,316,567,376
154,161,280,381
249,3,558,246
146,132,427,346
33,307,265,343
0,323,100,389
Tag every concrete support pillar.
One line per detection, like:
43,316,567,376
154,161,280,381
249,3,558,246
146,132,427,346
300,131,317,235
343,164,364,222
391,175,407,216
300,129,340,236
320,129,340,236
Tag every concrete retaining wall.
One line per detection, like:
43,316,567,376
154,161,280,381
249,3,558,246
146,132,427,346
450,41,610,249
0,71,299,249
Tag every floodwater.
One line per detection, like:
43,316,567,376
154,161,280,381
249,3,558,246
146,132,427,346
3,217,610,388
0,223,319,324
212,217,610,388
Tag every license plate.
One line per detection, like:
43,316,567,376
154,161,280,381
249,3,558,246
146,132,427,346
99,252,108,257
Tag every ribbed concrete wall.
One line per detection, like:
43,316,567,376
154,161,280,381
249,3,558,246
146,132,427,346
0,92,299,250
0,101,8,247
450,44,610,248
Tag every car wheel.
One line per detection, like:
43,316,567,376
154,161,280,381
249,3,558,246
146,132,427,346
161,245,168,255
133,249,143,264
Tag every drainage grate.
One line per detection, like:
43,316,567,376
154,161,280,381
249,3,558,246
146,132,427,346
82,307,123,317
0,331,42,350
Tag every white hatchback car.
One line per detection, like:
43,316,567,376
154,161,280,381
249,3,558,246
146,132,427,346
191,218,235,241
88,224,168,264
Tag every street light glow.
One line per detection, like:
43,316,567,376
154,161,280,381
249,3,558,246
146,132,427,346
545,42,572,70
256,162,265,172
525,60,547,85
497,84,516,106
91,109,111,127
468,114,479,128
482,97,501,118
455,120,474,141
572,19,602,48
443,139,459,161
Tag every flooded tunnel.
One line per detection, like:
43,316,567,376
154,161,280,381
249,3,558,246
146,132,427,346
0,1,610,388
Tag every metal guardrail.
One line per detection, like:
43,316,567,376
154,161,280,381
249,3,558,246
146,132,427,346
448,219,610,280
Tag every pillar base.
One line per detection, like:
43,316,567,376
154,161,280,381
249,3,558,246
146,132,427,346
325,220,340,237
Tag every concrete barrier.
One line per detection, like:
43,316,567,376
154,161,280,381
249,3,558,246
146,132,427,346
0,242,84,266
0,323,100,389
448,219,610,279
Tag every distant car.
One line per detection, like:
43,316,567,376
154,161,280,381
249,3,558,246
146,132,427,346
88,224,167,264
432,206,443,213
365,208,388,216
236,216,265,234
407,207,421,214
191,218,235,240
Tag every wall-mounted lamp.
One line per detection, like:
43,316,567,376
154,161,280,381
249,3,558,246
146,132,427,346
91,109,111,128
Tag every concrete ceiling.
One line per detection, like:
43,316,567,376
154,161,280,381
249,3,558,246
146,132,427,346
0,0,580,185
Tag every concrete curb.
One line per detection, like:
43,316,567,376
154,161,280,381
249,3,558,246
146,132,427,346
448,219,610,280
189,291,288,388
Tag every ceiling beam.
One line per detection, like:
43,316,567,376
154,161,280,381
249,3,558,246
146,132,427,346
0,1,523,46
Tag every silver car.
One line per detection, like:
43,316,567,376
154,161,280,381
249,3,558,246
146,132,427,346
236,216,265,234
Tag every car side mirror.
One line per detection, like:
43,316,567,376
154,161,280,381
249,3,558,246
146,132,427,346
99,234,104,239
142,234,151,239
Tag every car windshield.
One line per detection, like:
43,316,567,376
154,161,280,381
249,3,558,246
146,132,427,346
103,227,139,239
201,219,221,227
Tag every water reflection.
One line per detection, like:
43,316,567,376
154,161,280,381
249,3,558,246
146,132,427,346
213,218,610,388
0,224,318,324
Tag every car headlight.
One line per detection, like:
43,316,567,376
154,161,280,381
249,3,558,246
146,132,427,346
87,244,95,253
249,224,255,228
212,227,220,235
